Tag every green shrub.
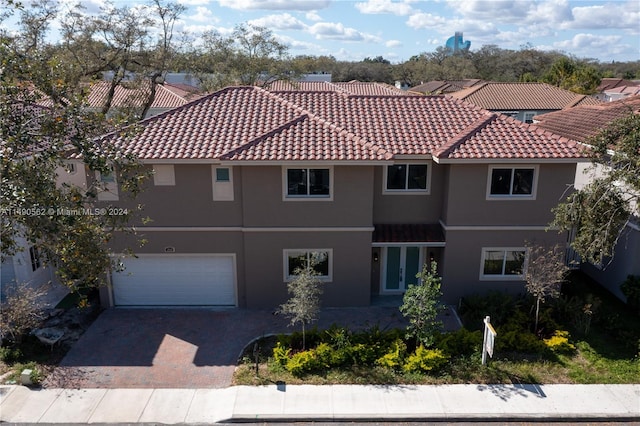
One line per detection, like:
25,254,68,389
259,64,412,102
324,325,351,349
496,328,546,354
272,342,291,367
0,346,23,363
403,346,449,374
621,275,640,315
376,339,407,370
349,342,379,365
314,343,333,368
543,330,576,354
436,328,483,357
459,291,517,330
285,350,319,376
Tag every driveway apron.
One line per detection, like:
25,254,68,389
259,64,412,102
43,305,459,389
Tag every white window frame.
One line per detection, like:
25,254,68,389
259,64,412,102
479,247,527,281
95,169,119,201
486,165,538,200
283,249,333,282
153,164,176,186
282,166,333,201
212,166,234,201
383,162,431,195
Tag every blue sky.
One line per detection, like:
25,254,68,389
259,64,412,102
6,0,640,63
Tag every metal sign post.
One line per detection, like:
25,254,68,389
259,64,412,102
482,315,497,366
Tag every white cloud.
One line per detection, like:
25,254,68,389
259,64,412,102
554,33,624,53
448,0,529,22
309,22,381,42
178,0,212,5
188,6,219,23
355,0,414,16
385,39,402,47
248,13,307,30
564,3,640,31
217,0,331,11
406,12,447,29
305,11,323,21
275,34,323,51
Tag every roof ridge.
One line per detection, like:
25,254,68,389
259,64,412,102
565,94,588,108
257,86,393,159
219,114,309,160
433,113,497,159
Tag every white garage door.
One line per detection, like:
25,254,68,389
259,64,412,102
111,255,236,306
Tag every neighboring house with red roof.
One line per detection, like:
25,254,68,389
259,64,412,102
535,96,640,301
447,82,601,124
72,83,587,309
410,79,484,95
86,81,205,118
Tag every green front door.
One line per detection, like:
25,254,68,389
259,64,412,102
383,246,422,292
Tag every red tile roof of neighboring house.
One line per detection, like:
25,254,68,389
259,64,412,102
534,95,640,142
97,85,586,163
410,79,484,95
447,82,601,110
266,80,414,96
597,78,640,92
87,81,204,110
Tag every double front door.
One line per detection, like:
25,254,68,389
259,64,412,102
382,246,423,293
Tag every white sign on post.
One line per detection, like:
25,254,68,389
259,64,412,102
482,315,497,366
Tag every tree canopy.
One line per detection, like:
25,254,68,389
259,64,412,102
552,112,640,266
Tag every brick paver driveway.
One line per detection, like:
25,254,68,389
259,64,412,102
44,305,460,389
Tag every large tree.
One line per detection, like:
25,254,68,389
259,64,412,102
552,112,640,266
1,1,149,294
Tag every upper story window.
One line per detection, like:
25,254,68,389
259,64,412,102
480,248,526,280
29,246,41,271
284,167,332,200
153,164,175,186
212,166,234,201
96,169,119,201
524,112,536,124
283,249,332,281
487,166,537,199
384,163,430,193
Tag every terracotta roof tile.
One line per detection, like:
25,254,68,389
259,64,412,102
534,95,640,142
87,81,204,110
448,82,601,110
267,80,414,96
373,224,445,243
100,86,586,162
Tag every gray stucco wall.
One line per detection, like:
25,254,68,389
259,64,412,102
580,225,640,301
440,229,566,304
242,231,372,309
372,163,445,224
443,163,576,226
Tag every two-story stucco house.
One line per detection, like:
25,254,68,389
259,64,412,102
75,82,586,309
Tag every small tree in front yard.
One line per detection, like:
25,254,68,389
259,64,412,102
278,253,324,349
0,282,49,343
525,243,569,333
399,261,443,347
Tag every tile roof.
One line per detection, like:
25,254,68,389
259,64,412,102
410,79,484,95
597,78,640,92
266,80,414,96
448,82,601,110
373,224,445,243
534,95,640,142
97,85,586,162
86,81,204,110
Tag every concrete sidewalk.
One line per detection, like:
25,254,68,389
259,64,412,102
1,384,638,423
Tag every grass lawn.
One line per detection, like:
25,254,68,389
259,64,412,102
234,272,640,386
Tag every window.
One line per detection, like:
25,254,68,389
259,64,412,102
212,166,234,201
480,248,526,280
284,167,331,199
384,163,430,193
95,169,119,201
283,250,332,281
488,166,537,198
524,112,536,124
153,164,175,186
216,168,230,182
29,246,41,271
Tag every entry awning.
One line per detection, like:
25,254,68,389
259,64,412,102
372,223,445,245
